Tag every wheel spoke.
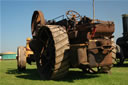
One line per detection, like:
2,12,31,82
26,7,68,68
66,10,81,22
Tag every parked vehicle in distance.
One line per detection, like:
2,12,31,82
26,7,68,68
116,14,128,65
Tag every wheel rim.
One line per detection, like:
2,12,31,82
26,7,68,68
66,10,82,22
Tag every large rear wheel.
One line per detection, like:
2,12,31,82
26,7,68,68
35,25,70,80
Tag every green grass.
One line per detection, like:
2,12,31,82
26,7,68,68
0,60,128,85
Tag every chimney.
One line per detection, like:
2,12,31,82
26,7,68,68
122,14,128,37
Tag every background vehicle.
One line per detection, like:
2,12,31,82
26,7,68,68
116,14,128,64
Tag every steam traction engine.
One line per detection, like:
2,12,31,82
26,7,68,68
17,10,116,80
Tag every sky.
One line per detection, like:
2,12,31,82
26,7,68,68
0,0,128,53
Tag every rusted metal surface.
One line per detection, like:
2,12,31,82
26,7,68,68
88,39,113,67
94,22,114,37
69,46,88,67
68,21,114,44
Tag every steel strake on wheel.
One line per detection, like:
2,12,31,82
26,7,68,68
33,25,70,80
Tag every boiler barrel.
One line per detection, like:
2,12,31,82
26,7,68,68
122,14,128,36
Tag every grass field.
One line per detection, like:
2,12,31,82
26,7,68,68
0,60,128,85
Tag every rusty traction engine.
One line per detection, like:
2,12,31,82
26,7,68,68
116,14,128,64
17,10,116,80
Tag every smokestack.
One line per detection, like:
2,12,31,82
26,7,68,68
122,14,128,37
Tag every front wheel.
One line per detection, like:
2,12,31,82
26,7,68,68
17,46,26,71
